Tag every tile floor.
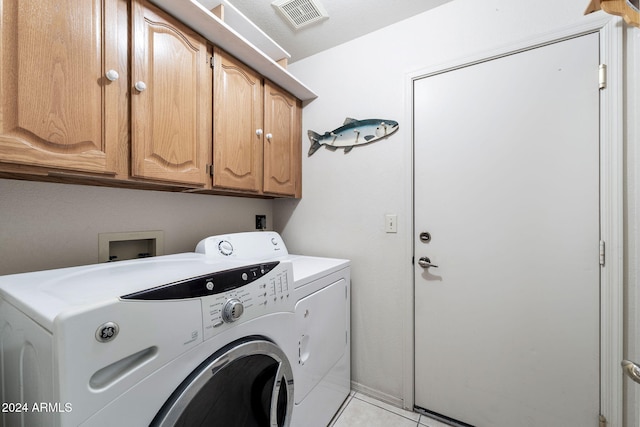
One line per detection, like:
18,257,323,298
329,392,452,427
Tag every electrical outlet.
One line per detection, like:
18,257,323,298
256,215,267,230
385,214,397,233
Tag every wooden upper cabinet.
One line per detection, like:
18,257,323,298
131,0,212,186
263,81,301,197
0,0,302,197
0,0,127,176
212,48,263,192
212,51,302,198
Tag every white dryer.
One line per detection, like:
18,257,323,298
0,253,299,426
195,232,351,427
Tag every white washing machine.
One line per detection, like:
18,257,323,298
195,232,351,427
0,253,300,426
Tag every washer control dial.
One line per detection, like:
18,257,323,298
221,298,244,323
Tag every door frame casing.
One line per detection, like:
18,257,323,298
403,15,623,425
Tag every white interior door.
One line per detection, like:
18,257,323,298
413,33,601,426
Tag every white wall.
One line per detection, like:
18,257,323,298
1,0,638,421
624,26,640,427
0,179,273,275
276,0,640,413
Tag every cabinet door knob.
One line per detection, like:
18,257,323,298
134,81,147,92
256,129,263,136
105,69,120,82
266,133,273,141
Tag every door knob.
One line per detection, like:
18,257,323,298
622,360,640,385
134,81,147,92
105,69,120,82
418,257,438,269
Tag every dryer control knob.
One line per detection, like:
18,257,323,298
222,298,244,323
218,240,233,256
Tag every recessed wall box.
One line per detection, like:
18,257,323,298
98,231,164,263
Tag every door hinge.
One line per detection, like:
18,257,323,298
207,164,214,176
599,64,607,89
209,56,215,68
599,240,605,266
599,414,607,427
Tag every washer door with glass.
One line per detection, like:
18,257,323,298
151,338,294,427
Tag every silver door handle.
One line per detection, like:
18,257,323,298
418,257,438,269
622,360,640,385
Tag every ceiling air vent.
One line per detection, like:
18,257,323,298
272,0,329,30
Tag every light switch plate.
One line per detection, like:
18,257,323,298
385,214,397,233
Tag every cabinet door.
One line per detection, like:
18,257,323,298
131,0,211,186
263,81,301,197
0,0,126,175
212,48,263,192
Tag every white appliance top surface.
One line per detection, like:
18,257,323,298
285,254,349,286
195,232,350,286
0,253,253,331
0,232,350,331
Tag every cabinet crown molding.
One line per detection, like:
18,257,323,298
150,0,317,101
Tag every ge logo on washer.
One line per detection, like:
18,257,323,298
95,322,119,343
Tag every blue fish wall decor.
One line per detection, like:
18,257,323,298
308,118,399,156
